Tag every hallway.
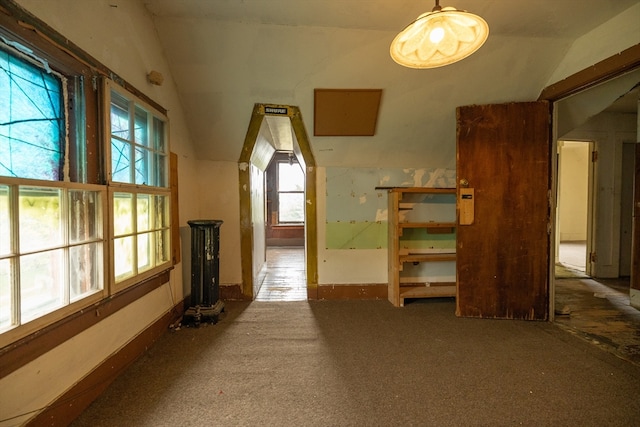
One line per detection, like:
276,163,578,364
255,247,306,301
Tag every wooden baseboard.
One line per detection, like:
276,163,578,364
317,284,387,300
220,284,252,301
26,301,184,426
220,284,387,301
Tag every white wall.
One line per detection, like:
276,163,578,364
547,2,640,85
558,142,590,241
1,1,200,424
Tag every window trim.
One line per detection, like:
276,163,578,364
102,79,172,293
107,185,172,293
0,177,108,349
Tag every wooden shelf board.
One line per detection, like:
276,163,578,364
399,222,456,228
399,253,456,263
399,284,457,305
387,187,456,194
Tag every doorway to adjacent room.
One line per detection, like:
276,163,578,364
238,104,318,301
256,150,306,301
556,140,594,277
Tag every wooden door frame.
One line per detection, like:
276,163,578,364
539,43,640,319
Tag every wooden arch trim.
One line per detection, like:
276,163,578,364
238,104,318,299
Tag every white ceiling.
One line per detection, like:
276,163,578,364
142,0,640,167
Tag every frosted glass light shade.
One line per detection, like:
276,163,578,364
390,6,489,69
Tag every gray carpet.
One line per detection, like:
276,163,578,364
71,299,640,426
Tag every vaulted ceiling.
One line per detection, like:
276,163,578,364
142,0,640,168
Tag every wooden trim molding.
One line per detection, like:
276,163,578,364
538,43,640,102
25,299,184,426
0,270,173,379
317,284,387,300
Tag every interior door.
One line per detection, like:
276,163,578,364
456,102,551,320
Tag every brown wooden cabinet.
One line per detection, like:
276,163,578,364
387,187,457,307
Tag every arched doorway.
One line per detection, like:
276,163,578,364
237,104,318,300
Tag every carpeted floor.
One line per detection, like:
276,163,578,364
70,299,640,427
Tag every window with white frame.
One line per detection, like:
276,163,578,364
105,81,171,290
0,42,106,338
277,161,304,223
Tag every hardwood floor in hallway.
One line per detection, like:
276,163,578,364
555,242,640,366
256,247,306,301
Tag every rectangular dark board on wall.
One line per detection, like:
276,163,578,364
314,89,382,136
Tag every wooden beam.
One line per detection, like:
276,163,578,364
538,44,640,102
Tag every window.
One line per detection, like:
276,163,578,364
105,81,171,291
0,12,172,348
277,161,304,223
0,47,64,180
0,41,106,339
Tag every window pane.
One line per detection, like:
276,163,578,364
155,229,170,265
110,92,130,140
114,236,134,281
113,192,134,236
69,190,101,243
153,152,167,187
20,249,64,323
138,231,152,272
0,185,10,255
70,243,102,301
154,194,169,229
0,258,13,330
137,194,151,232
134,146,149,185
111,138,132,183
19,187,62,252
153,117,165,151
279,193,304,223
278,163,304,191
0,49,64,180
134,106,148,147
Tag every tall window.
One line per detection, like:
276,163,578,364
105,81,171,290
0,43,105,338
0,19,172,348
277,162,304,223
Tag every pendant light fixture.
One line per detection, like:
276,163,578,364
390,0,489,69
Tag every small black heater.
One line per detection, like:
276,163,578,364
184,219,224,326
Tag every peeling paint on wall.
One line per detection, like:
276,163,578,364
325,167,456,249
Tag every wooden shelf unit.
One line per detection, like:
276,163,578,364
387,187,457,307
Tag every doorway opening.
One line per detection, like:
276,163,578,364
551,79,639,363
256,151,306,301
238,104,318,301
556,140,594,277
